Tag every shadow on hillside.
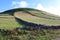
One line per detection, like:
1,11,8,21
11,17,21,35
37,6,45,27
1,10,15,16
15,17,60,30
15,18,38,26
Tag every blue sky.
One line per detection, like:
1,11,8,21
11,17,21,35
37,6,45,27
0,0,60,16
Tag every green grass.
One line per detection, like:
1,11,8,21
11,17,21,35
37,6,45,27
0,17,23,30
0,8,60,29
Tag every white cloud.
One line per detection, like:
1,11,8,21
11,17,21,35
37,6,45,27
36,4,44,10
45,7,60,16
36,3,60,16
19,1,27,7
12,1,27,8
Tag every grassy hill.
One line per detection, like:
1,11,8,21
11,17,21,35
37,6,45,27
14,8,60,26
0,8,60,30
14,11,60,26
0,8,60,40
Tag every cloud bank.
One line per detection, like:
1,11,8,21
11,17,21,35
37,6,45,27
36,3,60,16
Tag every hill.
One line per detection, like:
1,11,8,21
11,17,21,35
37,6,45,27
0,8,60,40
0,8,60,30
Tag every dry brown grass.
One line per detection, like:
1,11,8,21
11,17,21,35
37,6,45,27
14,11,38,19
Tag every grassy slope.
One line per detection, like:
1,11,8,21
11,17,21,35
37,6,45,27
0,16,24,29
27,10,60,19
0,8,60,30
0,8,60,40
14,9,60,26
15,12,60,24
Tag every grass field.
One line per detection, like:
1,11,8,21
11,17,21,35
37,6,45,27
0,16,24,30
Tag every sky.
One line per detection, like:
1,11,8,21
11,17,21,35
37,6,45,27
0,0,60,16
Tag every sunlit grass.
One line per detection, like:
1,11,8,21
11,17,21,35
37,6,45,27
0,17,23,29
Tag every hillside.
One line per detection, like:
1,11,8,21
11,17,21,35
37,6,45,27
14,8,60,26
0,8,60,30
0,8,60,40
0,16,24,30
